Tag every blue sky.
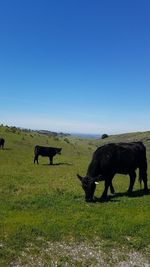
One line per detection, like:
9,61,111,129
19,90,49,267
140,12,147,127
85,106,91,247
0,0,150,134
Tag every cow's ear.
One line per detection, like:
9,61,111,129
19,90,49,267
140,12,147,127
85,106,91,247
77,174,83,182
94,176,99,184
94,175,102,183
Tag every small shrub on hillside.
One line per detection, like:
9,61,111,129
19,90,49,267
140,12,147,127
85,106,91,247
101,134,109,139
54,137,59,141
64,138,70,144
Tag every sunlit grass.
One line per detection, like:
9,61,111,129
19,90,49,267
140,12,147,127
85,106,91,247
0,126,150,265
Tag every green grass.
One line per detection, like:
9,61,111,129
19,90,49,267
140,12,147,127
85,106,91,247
0,126,150,266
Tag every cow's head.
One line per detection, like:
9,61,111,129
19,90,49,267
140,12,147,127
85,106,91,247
56,148,62,154
77,174,99,202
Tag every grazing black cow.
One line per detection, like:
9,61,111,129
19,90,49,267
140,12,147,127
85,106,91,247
77,142,148,202
0,138,5,149
34,145,62,165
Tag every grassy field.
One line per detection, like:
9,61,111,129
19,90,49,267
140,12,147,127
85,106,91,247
0,126,150,266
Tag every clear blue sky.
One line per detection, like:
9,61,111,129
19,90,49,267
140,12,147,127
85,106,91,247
0,0,150,134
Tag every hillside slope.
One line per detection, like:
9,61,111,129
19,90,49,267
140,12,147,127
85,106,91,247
0,125,150,266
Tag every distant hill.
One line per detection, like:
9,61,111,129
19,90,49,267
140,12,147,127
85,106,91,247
36,130,70,137
0,124,70,138
70,133,100,139
1,124,150,150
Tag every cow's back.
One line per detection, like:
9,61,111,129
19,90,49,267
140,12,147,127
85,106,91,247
35,145,49,156
87,142,147,176
34,145,58,156
115,142,146,173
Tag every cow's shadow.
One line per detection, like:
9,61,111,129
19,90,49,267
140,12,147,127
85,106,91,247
94,189,150,203
42,162,73,166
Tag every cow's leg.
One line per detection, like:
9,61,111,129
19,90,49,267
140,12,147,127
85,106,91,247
49,156,53,165
34,155,39,164
101,178,112,200
128,171,136,194
143,176,149,193
139,168,148,193
143,175,148,193
110,181,115,194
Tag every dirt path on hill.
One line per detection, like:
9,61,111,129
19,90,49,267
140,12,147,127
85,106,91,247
9,240,150,267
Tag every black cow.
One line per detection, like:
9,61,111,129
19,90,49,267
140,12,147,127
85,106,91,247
34,145,62,165
0,138,5,149
77,142,148,202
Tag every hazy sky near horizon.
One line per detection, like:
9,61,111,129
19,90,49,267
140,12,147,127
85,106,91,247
0,0,150,134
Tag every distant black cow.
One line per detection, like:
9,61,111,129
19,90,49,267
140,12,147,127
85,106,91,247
0,138,5,149
77,142,148,202
34,145,62,165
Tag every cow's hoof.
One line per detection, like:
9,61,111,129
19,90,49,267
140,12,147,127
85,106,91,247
85,198,95,203
99,196,108,202
144,188,149,195
127,190,133,196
